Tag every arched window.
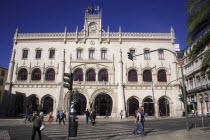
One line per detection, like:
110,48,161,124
45,69,55,81
158,70,167,82
86,69,95,81
74,69,83,81
128,70,138,81
143,70,152,82
31,69,41,80
17,68,28,80
98,69,108,81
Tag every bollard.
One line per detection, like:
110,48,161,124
202,117,204,128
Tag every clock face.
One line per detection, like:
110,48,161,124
90,24,97,31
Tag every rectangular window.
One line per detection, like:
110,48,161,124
144,50,150,59
0,79,3,85
1,70,5,77
89,50,94,59
158,50,164,59
36,50,42,59
49,50,55,59
101,50,107,59
77,49,82,59
22,50,28,59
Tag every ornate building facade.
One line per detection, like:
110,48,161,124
4,9,183,117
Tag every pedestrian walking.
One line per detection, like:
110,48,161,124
105,110,108,119
140,107,145,131
132,108,145,137
73,109,77,119
90,109,93,123
196,110,198,117
63,111,67,120
31,110,43,140
85,109,90,123
56,111,60,122
91,109,96,126
48,112,53,122
59,110,65,125
25,111,31,124
120,110,123,120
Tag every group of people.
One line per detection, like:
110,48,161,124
56,110,67,125
85,109,96,126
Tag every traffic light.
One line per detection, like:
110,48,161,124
127,52,133,61
63,73,73,90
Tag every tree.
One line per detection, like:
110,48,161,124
186,0,210,68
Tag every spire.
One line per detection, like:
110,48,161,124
75,25,78,43
14,27,19,44
119,26,122,44
170,26,175,44
107,26,110,32
64,26,67,44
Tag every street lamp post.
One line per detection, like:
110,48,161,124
128,48,190,131
149,66,156,118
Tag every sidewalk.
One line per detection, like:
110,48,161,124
115,127,210,140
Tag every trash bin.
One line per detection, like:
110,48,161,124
70,121,78,137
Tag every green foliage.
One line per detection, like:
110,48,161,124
187,0,205,12
188,30,210,62
186,0,210,45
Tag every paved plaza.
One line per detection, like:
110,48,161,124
0,117,210,140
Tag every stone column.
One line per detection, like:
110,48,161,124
117,49,126,117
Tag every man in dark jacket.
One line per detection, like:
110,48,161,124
85,109,90,123
31,110,43,140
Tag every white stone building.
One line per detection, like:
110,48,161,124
4,9,183,117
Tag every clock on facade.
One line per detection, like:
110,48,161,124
90,24,97,31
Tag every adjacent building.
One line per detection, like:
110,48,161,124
183,44,210,115
4,8,183,117
0,67,8,103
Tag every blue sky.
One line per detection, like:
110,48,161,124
0,0,189,69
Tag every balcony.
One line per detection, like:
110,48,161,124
187,83,210,94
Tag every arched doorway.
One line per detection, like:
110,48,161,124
28,96,39,113
128,98,139,116
159,97,170,116
94,93,113,116
143,98,154,116
42,96,54,114
74,93,87,115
